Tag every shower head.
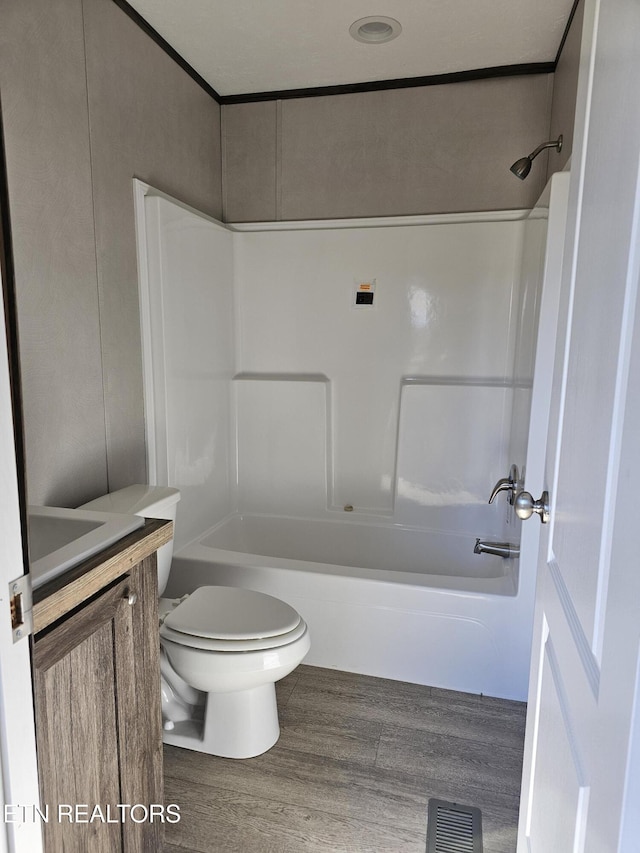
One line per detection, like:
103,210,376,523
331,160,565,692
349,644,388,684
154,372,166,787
510,156,533,180
510,135,563,180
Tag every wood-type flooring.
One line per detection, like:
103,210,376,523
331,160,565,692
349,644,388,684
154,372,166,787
164,664,526,853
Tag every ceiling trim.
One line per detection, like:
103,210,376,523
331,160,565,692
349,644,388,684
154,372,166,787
219,63,555,105
554,0,583,66
112,0,575,106
112,0,222,102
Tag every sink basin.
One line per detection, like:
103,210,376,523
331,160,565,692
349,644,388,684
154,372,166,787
28,506,145,589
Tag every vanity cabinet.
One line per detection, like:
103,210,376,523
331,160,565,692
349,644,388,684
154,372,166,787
31,521,171,853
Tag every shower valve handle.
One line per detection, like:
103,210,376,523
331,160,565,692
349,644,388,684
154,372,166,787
514,490,550,524
488,464,520,505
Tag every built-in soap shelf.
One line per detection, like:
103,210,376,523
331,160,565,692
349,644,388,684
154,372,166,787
401,375,532,388
232,372,329,383
230,372,517,537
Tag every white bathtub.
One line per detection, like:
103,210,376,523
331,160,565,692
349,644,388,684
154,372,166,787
168,513,530,701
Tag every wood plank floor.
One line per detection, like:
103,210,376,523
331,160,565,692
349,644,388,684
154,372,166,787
163,665,526,853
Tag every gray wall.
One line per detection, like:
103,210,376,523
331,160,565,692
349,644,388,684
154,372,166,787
222,0,586,226
548,0,585,177
1,0,222,506
222,75,555,222
1,0,582,508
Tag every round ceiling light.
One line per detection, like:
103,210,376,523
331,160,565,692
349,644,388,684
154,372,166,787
349,16,402,44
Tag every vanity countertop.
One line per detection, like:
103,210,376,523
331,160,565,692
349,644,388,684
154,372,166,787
32,518,173,634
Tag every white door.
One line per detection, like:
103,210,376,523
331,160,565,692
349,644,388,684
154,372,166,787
0,128,42,850
517,0,640,849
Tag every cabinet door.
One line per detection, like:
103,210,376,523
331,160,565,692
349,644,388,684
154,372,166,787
117,556,163,853
33,558,162,853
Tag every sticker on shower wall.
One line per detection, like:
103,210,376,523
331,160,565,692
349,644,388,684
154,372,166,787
352,279,376,308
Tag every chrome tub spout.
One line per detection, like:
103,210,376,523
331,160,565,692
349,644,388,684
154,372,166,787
474,539,520,559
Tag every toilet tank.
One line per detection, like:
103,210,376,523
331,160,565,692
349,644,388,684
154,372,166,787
79,485,180,596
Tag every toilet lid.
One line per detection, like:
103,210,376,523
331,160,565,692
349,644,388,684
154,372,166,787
162,586,301,641
160,618,307,652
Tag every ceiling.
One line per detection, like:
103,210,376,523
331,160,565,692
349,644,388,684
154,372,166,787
125,0,576,98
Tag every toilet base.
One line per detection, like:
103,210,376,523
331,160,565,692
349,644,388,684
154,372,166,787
162,683,280,759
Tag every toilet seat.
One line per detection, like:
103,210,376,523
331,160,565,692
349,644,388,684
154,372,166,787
160,586,307,652
160,620,307,652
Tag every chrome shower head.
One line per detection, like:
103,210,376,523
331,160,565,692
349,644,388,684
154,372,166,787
510,135,563,180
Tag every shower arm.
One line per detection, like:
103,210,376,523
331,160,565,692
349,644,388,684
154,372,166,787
527,137,563,162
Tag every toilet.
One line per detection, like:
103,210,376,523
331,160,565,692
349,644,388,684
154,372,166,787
80,485,310,759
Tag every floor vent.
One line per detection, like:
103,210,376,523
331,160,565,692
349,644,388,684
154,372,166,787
426,799,483,852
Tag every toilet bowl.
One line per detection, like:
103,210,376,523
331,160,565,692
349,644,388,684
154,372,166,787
160,586,309,757
80,485,310,759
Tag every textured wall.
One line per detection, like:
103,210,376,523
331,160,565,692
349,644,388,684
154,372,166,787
547,0,585,177
1,0,108,507
1,0,221,506
1,0,582,508
82,0,222,494
222,102,278,222
222,74,554,222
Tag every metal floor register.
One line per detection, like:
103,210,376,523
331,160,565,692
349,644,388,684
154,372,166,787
426,799,483,853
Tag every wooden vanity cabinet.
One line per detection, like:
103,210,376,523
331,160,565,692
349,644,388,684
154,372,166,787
31,524,169,853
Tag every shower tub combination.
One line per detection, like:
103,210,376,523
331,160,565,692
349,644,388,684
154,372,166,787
135,179,569,704
168,513,529,701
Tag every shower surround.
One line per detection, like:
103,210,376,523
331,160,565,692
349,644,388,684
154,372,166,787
134,179,563,699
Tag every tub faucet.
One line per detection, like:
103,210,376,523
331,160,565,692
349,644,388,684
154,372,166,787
488,464,520,505
474,539,520,559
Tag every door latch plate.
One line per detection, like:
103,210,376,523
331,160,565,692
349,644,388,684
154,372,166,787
9,575,33,643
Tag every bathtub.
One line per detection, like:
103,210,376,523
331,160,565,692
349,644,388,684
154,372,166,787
168,513,530,701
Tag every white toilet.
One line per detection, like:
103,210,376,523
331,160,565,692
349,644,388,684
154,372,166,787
80,485,310,759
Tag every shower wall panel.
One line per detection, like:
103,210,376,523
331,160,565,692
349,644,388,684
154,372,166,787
233,215,526,525
234,375,330,515
140,192,235,551
139,199,531,537
395,382,514,536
